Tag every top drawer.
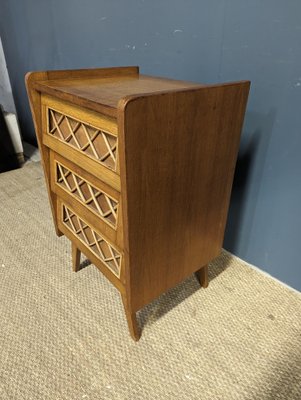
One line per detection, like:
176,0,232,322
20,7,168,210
41,94,121,190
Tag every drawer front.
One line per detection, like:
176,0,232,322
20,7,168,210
55,157,118,228
59,201,122,279
50,152,123,248
42,94,121,191
43,94,118,171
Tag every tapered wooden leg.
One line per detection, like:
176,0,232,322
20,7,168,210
72,242,81,272
121,294,141,341
196,264,209,288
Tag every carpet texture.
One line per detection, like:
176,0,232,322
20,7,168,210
0,162,300,400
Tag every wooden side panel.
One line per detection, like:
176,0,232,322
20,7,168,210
25,71,62,236
118,82,250,311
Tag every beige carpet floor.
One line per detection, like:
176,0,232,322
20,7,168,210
0,162,300,400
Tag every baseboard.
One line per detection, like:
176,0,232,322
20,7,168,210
228,251,300,294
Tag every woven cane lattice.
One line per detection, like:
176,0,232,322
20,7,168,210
62,204,121,277
56,162,118,228
48,108,117,170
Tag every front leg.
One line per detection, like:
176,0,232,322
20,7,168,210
121,294,141,341
72,242,81,272
195,264,209,288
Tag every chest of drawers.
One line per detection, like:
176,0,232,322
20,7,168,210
26,66,249,340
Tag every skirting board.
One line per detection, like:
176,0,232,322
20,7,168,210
229,251,300,294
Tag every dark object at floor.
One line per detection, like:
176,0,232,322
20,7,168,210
0,106,20,173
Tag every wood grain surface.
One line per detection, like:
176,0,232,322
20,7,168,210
32,71,201,118
118,82,250,311
26,66,250,340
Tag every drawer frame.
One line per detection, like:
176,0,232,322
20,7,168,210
41,94,121,191
50,151,124,248
57,199,125,291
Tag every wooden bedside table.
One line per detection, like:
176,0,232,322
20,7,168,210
26,66,250,341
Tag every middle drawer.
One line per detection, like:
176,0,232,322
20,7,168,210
50,151,123,248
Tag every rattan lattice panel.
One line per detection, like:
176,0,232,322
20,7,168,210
48,108,117,170
56,162,118,228
62,204,121,277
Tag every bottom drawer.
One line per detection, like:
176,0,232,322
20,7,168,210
58,201,122,279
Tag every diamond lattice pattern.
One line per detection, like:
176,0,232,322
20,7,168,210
62,205,121,277
56,162,118,228
48,109,117,170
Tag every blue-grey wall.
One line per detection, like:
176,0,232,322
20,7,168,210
1,0,300,290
